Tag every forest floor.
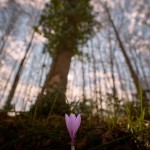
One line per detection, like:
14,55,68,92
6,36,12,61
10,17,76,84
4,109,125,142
0,111,150,150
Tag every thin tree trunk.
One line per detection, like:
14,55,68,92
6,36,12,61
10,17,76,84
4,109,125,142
81,55,86,98
106,7,141,95
91,40,99,112
108,31,116,96
104,5,149,113
4,32,34,110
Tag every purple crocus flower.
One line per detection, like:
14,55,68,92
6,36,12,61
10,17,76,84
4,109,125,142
65,113,81,141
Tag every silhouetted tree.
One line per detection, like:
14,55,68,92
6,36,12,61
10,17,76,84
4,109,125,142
33,0,97,115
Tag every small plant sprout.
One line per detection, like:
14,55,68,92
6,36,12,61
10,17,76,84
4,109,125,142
65,113,81,150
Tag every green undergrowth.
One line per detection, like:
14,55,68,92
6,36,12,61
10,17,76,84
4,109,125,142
0,108,150,150
0,90,150,150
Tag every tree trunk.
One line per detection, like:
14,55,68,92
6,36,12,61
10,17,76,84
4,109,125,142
4,32,34,110
106,7,140,95
105,5,149,115
42,49,73,95
32,49,73,116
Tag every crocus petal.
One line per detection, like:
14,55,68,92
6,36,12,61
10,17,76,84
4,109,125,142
65,113,81,140
65,114,74,139
65,114,70,131
74,114,81,134
69,114,76,139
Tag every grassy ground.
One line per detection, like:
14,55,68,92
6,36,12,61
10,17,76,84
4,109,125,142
0,109,150,150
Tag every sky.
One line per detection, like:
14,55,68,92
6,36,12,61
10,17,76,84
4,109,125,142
0,0,150,111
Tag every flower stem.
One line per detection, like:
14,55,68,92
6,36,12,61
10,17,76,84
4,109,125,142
71,140,75,150
72,146,75,150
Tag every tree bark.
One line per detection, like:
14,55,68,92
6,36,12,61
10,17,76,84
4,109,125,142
32,49,73,116
42,49,73,95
